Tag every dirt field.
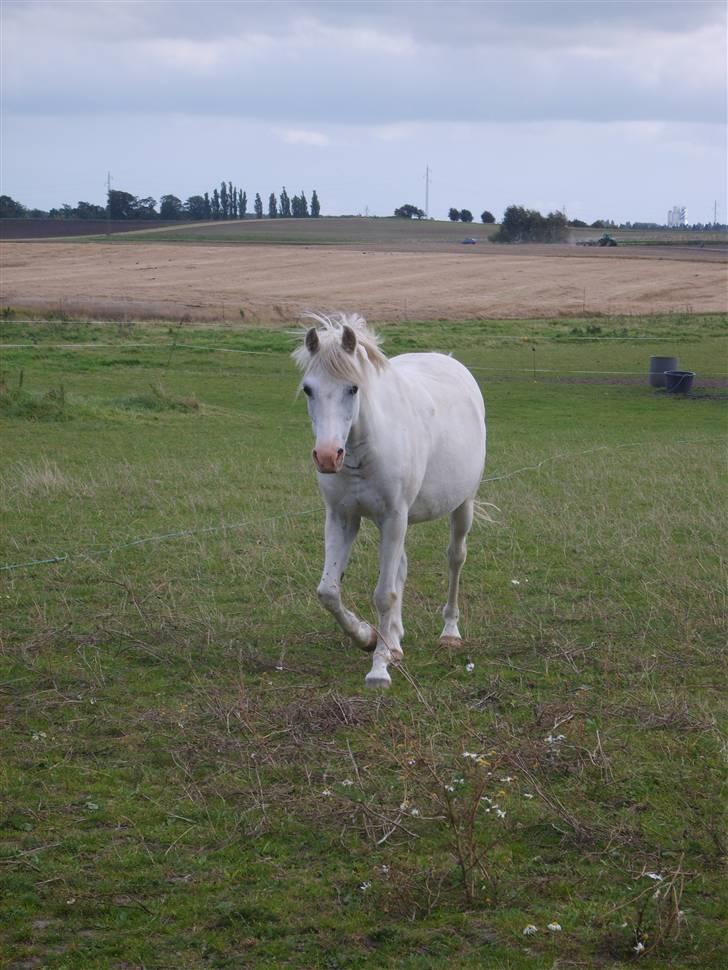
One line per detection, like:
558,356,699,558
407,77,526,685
1,240,726,323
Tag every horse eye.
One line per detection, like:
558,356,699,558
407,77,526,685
350,385,359,395
303,384,312,397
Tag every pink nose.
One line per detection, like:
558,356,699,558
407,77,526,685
313,446,345,474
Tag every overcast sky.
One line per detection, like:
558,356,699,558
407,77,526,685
2,0,726,223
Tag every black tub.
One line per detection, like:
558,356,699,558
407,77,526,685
664,370,695,394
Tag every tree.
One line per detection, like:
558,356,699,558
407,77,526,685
460,209,474,223
254,193,263,218
212,188,221,219
310,189,320,217
108,190,138,219
228,181,234,218
448,208,460,221
220,181,229,219
568,218,587,228
160,194,183,220
493,205,568,243
203,192,212,219
299,191,309,217
280,187,291,217
0,195,26,218
394,203,425,219
268,192,278,218
239,190,247,219
185,195,207,220
480,210,495,224
75,200,106,219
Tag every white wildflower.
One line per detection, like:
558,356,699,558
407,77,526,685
547,922,562,932
321,788,333,797
511,579,521,586
341,778,354,787
31,732,47,742
645,872,664,881
360,881,371,892
380,865,390,874
500,776,514,783
544,734,566,745
522,924,537,936
445,785,455,793
633,941,645,954
85,801,99,811
465,662,475,673
495,808,506,819
524,792,535,799
410,807,420,817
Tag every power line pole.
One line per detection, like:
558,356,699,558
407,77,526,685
106,172,112,237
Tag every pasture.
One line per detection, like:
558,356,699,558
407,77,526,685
1,311,727,968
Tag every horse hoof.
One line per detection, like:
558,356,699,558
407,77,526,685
440,635,463,649
365,672,391,689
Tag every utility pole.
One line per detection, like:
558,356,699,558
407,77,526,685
106,172,112,237
424,164,431,218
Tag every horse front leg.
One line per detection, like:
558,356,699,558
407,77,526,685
366,510,408,688
440,498,474,647
317,509,377,651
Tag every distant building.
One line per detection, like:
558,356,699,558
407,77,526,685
667,205,687,227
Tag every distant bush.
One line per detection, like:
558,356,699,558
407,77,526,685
481,210,495,224
492,205,568,243
394,204,425,219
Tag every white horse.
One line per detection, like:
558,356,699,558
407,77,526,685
293,313,486,688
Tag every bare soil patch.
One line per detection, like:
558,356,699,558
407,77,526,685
1,241,726,323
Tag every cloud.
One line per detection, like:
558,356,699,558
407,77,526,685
279,128,330,147
3,0,725,125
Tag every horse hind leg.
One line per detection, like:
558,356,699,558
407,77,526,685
440,498,474,648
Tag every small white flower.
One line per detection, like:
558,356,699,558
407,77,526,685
445,785,455,792
66,898,76,905
85,801,99,811
380,865,390,874
495,808,506,819
31,731,47,742
341,778,353,787
524,793,535,799
645,871,664,881
321,788,333,797
465,662,475,673
407,759,416,766
511,579,521,586
500,776,514,784
274,663,284,672
360,881,371,891
633,941,645,954
410,807,420,817
547,922,562,932
544,734,566,745
522,924,538,936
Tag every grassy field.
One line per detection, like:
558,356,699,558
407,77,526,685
5,216,725,250
1,312,726,968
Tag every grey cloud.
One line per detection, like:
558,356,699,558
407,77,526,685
3,0,725,125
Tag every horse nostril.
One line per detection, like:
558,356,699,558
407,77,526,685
337,449,344,458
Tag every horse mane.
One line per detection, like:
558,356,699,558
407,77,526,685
292,312,389,385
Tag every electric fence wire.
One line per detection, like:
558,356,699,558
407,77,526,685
0,435,721,574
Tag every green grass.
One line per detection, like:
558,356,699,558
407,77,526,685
1,314,726,968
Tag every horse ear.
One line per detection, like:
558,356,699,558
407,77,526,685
341,325,357,354
305,328,319,354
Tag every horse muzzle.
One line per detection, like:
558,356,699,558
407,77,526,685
313,446,345,474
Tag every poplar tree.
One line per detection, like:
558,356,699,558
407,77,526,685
203,192,211,219
280,187,291,217
300,191,309,217
212,188,221,219
240,190,247,219
254,193,263,218
220,181,228,219
268,193,278,218
310,189,320,217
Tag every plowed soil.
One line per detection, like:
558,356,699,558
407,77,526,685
1,241,726,323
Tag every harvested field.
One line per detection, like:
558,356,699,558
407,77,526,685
1,240,726,323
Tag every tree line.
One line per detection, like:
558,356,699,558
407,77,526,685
0,183,321,221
